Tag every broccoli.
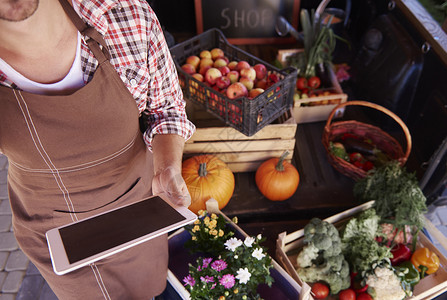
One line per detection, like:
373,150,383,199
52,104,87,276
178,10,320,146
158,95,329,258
296,218,351,294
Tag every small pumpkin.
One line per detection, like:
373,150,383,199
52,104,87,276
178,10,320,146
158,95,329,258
255,151,299,201
182,154,235,214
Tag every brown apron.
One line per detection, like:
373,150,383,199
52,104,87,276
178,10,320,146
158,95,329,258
0,1,168,299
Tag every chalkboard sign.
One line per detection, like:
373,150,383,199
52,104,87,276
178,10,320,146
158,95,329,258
195,0,300,44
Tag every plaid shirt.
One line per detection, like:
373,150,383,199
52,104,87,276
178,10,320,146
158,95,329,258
0,0,195,150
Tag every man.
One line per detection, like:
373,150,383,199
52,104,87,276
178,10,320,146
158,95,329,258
0,0,195,298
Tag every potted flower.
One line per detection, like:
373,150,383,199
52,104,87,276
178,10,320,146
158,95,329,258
167,199,302,299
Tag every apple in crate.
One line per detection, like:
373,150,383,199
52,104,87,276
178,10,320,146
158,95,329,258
218,66,230,76
226,82,248,99
205,68,222,85
199,50,212,59
227,70,240,84
215,76,231,90
199,57,214,69
210,48,225,60
186,55,200,70
255,78,268,89
192,73,203,82
181,63,196,75
240,67,256,81
239,76,254,91
253,63,267,80
249,88,264,99
199,65,211,76
213,58,228,68
228,61,238,70
236,60,251,71
227,82,248,99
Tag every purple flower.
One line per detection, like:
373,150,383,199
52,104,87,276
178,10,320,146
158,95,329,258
198,257,213,271
200,275,215,283
219,274,235,289
211,259,227,272
202,257,213,268
183,274,195,287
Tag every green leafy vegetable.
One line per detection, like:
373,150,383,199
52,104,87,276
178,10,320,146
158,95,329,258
341,209,392,276
353,161,427,234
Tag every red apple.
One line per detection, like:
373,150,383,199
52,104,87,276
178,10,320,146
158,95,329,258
226,70,240,84
186,55,201,70
255,78,268,89
199,65,211,76
218,66,230,76
268,73,280,84
239,76,254,91
226,82,248,99
213,58,228,68
181,63,196,75
192,73,204,82
253,63,268,80
199,57,214,69
227,61,238,70
215,76,231,90
236,61,251,71
205,67,222,85
210,48,225,60
199,50,212,59
240,67,256,81
248,88,264,99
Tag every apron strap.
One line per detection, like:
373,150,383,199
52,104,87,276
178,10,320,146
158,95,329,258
58,0,110,63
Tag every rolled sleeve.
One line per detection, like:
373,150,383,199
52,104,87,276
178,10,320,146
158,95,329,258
142,7,195,151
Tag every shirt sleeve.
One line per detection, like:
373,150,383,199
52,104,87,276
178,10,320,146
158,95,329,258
142,7,195,151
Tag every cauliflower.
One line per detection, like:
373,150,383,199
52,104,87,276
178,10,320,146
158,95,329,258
366,267,406,300
296,218,350,294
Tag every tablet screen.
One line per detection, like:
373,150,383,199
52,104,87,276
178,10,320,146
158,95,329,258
59,196,185,264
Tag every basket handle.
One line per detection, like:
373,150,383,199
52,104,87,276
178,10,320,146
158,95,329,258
324,100,412,164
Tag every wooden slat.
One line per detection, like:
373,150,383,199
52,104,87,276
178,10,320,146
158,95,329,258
184,139,296,154
187,123,297,142
226,159,292,173
184,150,293,164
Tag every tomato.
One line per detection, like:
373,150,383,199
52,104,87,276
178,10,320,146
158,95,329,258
339,289,356,300
311,282,330,299
349,152,364,163
296,77,308,90
308,76,321,89
357,293,372,300
362,161,374,171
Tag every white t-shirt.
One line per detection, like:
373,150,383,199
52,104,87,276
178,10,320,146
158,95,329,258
0,31,84,94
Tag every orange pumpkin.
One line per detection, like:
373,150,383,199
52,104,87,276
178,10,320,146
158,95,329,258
255,151,299,201
182,155,235,214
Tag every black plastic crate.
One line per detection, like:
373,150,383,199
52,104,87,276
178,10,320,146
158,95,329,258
169,29,297,136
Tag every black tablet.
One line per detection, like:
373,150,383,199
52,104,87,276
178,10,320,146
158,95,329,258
46,195,196,275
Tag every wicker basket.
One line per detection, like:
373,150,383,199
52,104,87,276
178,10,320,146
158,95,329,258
322,100,412,180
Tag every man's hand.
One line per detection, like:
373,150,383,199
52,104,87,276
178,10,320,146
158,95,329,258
151,134,191,207
152,166,191,207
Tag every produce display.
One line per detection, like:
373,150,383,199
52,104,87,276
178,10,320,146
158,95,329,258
181,47,281,101
182,154,235,214
294,161,437,300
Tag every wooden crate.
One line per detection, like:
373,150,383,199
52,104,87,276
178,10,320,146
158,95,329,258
277,49,348,124
276,201,447,300
184,100,297,173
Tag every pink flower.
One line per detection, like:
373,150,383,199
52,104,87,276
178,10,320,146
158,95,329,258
200,275,214,283
211,259,227,272
203,257,213,268
198,257,213,271
219,274,235,289
183,274,195,287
